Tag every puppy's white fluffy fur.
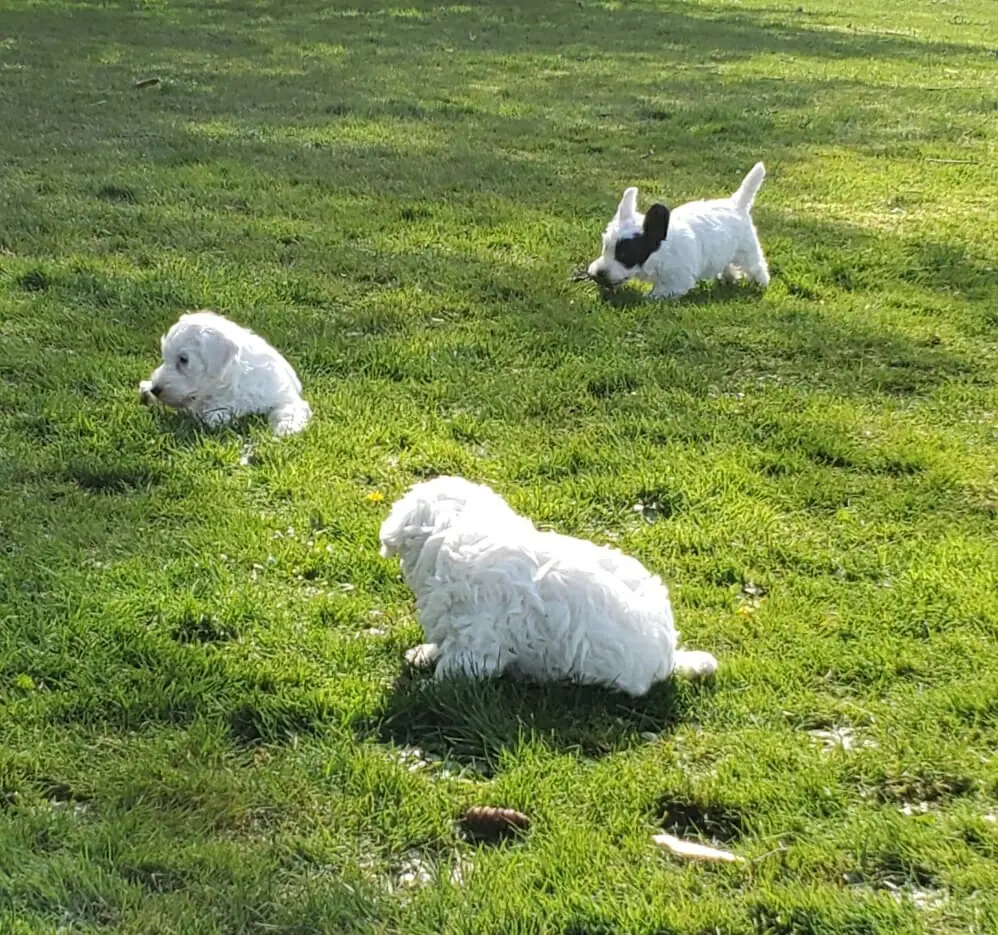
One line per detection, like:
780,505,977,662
380,476,717,696
588,162,769,299
139,310,311,436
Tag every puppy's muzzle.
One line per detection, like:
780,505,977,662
149,384,163,397
570,267,615,288
591,270,615,288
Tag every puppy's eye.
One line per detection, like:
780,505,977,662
177,353,189,368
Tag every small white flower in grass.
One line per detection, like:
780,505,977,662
355,627,386,638
394,854,433,890
807,726,877,753
390,745,440,772
737,582,766,615
909,889,947,912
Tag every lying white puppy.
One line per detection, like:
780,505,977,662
380,476,717,696
587,162,770,299
139,310,311,436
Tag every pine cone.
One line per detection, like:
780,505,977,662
461,806,531,842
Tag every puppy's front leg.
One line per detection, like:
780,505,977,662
404,642,441,669
198,406,235,429
650,277,696,300
269,402,312,437
434,648,500,681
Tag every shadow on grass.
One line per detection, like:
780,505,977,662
3,0,990,203
359,667,706,775
141,405,277,446
58,0,990,62
591,279,769,309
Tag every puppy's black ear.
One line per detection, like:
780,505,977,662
643,203,670,246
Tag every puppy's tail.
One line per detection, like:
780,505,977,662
672,649,718,680
730,162,766,213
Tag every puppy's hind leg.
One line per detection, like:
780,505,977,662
672,649,718,680
740,233,770,288
270,401,312,437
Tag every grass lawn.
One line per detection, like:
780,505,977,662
1,0,997,931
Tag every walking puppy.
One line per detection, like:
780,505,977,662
380,476,718,697
139,310,311,436
587,162,770,299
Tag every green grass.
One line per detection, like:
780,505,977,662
1,0,997,931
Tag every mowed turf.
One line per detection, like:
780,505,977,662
1,0,997,931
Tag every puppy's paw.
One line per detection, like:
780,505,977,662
199,408,233,429
138,380,156,406
672,650,718,680
270,401,312,437
405,643,441,669
650,286,692,300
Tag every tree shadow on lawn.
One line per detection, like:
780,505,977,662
358,665,708,775
124,74,980,207
85,0,990,63
4,0,989,198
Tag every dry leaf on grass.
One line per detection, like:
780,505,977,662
652,832,744,863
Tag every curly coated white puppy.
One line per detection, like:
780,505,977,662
139,310,311,436
379,476,717,696
587,162,769,300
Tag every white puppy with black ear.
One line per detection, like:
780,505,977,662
139,310,311,436
587,162,770,300
380,476,717,697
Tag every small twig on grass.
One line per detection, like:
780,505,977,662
134,76,160,89
652,833,744,863
924,158,979,165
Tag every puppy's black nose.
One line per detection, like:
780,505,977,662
592,271,614,287
150,385,162,397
